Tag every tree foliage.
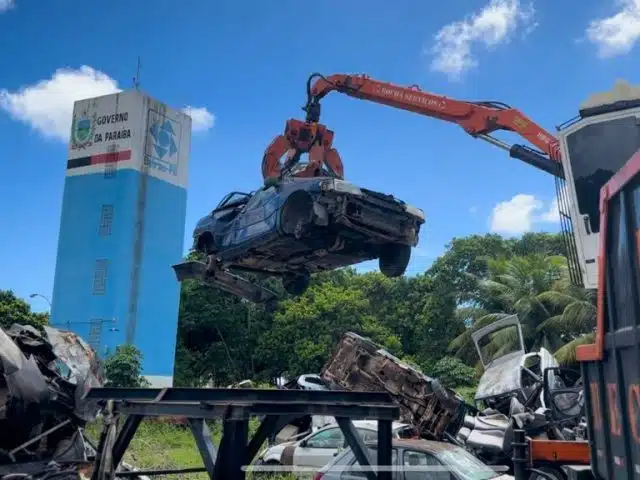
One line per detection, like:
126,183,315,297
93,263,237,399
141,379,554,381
0,290,48,330
171,231,594,387
430,357,477,388
104,344,149,387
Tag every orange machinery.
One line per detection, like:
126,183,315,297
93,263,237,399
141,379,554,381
261,73,563,181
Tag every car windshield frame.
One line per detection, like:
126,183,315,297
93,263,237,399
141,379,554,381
215,191,251,210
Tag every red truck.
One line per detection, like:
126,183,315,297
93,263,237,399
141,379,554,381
572,147,640,479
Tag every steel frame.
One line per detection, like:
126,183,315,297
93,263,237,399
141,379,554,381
86,387,400,480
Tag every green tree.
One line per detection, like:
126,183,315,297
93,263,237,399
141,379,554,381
449,254,595,367
430,356,477,388
104,344,149,387
425,234,510,305
256,276,402,378
425,232,567,306
0,290,48,330
449,254,567,365
537,274,597,365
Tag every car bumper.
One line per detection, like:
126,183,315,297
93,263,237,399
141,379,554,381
325,190,422,243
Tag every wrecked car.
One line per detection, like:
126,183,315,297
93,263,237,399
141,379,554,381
470,315,560,414
268,374,334,445
320,332,467,441
320,328,585,470
0,323,103,471
455,316,585,465
172,174,425,303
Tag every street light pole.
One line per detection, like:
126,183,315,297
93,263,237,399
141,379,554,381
29,293,52,309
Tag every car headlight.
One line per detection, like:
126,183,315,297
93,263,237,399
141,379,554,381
404,204,425,221
320,179,363,196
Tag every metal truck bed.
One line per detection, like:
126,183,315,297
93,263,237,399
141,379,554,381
576,150,640,479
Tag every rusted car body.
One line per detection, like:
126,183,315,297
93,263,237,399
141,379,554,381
320,332,467,441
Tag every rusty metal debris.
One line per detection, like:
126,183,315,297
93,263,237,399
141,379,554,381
0,323,103,479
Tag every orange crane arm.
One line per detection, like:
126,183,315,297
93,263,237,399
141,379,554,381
262,73,564,180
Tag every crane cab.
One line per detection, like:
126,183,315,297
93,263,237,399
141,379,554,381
557,80,640,290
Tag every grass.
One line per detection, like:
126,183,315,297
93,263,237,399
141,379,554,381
85,418,298,480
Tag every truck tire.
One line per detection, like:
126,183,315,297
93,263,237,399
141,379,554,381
379,243,411,277
283,272,310,296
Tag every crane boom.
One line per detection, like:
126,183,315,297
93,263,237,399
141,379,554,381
307,73,561,168
261,73,564,181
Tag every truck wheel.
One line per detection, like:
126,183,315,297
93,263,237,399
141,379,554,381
283,273,310,296
379,243,411,277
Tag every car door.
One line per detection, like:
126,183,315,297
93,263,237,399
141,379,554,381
293,427,346,470
401,449,452,480
231,186,278,246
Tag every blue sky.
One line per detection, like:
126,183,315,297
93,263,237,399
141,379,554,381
1,0,639,312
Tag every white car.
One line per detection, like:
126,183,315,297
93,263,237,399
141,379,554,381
316,438,513,480
256,420,415,472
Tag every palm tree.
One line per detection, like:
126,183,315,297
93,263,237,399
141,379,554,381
449,254,594,366
536,273,596,365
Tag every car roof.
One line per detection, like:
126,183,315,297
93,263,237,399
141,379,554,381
365,438,462,454
332,420,410,431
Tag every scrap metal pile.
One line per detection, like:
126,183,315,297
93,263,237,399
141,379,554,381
0,323,104,479
278,319,586,468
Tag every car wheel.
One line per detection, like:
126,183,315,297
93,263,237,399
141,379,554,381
378,243,411,277
280,192,314,237
283,272,310,296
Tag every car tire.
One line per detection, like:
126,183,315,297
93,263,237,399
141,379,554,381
280,191,314,238
379,243,411,277
283,272,310,296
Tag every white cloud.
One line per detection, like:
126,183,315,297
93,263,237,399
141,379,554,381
182,106,215,133
0,66,216,141
586,0,640,57
0,66,120,141
428,0,536,79
0,0,14,13
540,197,560,222
490,193,559,235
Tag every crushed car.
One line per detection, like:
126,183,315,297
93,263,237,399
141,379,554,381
172,173,425,303
0,323,103,476
319,327,586,470
320,332,467,442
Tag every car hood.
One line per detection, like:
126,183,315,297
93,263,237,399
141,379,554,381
475,354,523,401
